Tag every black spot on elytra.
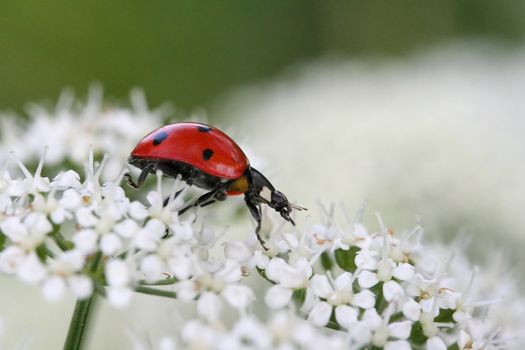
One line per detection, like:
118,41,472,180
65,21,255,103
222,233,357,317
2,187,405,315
197,125,212,133
202,148,214,161
153,131,168,146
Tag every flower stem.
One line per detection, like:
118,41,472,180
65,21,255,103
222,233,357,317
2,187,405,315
63,293,98,350
135,285,177,299
63,253,102,350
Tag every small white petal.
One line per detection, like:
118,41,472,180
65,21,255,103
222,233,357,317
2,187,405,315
73,229,98,254
134,230,158,252
197,292,222,322
59,189,81,209
335,305,358,329
402,299,421,321
140,255,165,282
26,212,53,236
426,336,447,350
100,234,122,256
146,191,163,208
385,340,411,350
388,321,412,340
392,263,415,281
265,257,286,283
129,201,149,220
42,276,66,302
353,290,375,309
113,219,139,239
251,250,269,269
105,259,131,287
0,246,25,273
224,241,253,262
383,280,405,302
69,275,93,299
50,207,69,224
376,258,394,282
350,322,372,344
310,274,333,299
355,250,377,270
362,309,382,328
265,285,293,309
0,217,27,240
215,259,242,283
176,280,198,301
170,222,193,241
358,270,379,288
17,253,47,284
222,284,255,310
143,219,166,238
60,250,85,271
307,302,332,327
7,178,25,197
232,317,270,348
334,272,353,290
76,207,99,227
279,260,310,289
52,170,81,188
107,286,133,309
168,255,192,280
453,310,471,323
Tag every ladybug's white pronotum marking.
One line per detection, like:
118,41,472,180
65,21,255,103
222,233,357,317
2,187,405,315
260,186,272,202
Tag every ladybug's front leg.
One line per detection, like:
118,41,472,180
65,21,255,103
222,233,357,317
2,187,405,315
244,196,268,250
125,164,153,189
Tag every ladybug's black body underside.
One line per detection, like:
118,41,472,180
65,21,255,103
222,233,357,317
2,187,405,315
128,156,233,191
127,154,301,249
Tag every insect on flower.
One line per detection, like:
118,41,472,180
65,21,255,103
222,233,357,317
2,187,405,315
126,122,306,247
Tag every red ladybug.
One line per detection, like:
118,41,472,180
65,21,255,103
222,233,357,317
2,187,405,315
126,122,305,246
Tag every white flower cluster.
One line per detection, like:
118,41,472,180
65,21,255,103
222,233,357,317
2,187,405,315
1,147,520,349
0,148,188,307
1,87,522,348
0,85,164,179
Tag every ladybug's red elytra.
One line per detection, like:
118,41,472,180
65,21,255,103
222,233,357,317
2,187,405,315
126,122,305,247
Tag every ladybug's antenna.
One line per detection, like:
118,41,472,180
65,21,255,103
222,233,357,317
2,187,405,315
290,203,307,211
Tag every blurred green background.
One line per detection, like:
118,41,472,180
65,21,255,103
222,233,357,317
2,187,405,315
1,0,525,114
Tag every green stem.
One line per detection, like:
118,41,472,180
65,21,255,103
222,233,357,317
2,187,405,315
139,276,178,286
63,293,98,350
63,253,102,350
135,285,177,299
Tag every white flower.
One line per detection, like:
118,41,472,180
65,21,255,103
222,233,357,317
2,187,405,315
224,241,253,263
221,284,255,311
197,291,223,322
308,272,374,328
42,250,93,301
106,259,132,287
264,257,312,309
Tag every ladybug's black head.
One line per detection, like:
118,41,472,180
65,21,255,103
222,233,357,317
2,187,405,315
270,190,295,224
247,168,306,227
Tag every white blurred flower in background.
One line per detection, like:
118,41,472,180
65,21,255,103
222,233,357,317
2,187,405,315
219,43,525,267
0,85,165,180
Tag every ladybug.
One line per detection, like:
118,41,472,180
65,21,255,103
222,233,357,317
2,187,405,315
126,122,305,247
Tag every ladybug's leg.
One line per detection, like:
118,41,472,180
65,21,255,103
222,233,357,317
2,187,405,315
125,164,153,189
244,196,268,250
178,186,227,215
162,189,185,207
